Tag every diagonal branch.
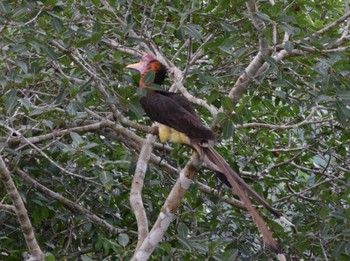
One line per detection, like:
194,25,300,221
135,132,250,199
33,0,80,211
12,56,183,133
130,134,157,250
0,156,44,261
228,0,271,104
131,152,202,261
15,168,124,235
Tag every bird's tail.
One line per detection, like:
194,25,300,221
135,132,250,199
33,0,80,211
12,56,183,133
200,145,294,229
195,144,287,260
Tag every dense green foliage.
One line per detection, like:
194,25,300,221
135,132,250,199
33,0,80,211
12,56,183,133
1,0,349,260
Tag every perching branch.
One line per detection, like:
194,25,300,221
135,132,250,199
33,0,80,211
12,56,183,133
130,134,157,250
131,152,202,261
0,155,44,261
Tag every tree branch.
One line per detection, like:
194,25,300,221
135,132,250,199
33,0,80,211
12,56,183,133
131,152,202,261
130,134,157,250
15,168,124,235
0,156,44,261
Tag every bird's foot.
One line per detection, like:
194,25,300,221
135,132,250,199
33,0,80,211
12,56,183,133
158,143,166,166
152,125,159,136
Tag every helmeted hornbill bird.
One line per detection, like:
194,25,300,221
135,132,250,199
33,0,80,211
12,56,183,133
126,54,291,260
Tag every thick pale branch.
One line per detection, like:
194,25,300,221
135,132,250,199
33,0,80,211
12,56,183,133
228,0,272,104
229,51,266,103
0,156,44,261
131,152,202,261
0,203,16,212
246,0,266,32
229,3,350,108
312,10,350,38
130,134,157,250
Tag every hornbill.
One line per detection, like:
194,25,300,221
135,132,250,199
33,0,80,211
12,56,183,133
126,54,291,260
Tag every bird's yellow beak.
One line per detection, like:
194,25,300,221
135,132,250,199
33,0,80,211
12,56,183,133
125,62,142,72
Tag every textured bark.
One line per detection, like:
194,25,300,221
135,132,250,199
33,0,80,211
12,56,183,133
130,134,157,250
131,152,202,261
0,155,44,261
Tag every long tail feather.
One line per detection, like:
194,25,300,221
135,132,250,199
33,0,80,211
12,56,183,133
201,146,295,230
196,144,286,259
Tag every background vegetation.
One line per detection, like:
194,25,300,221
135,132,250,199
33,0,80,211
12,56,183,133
0,0,349,260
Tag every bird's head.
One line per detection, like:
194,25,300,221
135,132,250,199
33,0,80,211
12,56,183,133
126,54,167,88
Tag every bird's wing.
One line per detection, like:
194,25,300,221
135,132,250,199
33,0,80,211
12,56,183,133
140,92,215,141
154,91,199,119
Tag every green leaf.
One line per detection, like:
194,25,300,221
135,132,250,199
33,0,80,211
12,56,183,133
44,252,55,261
274,90,287,100
222,119,233,139
319,206,329,219
284,41,294,52
143,71,155,85
214,112,227,125
183,24,202,41
337,90,350,103
117,233,129,247
4,89,18,115
93,21,102,33
91,32,102,43
99,171,113,187
262,54,278,69
91,0,100,7
322,75,333,92
70,132,84,146
281,23,300,35
43,46,59,61
76,38,91,48
214,248,239,261
335,101,350,125
277,15,296,23
128,96,144,118
220,22,235,32
51,16,64,34
15,60,28,73
333,241,346,256
345,241,350,255
30,61,42,75
221,96,235,111
207,91,220,105
0,1,10,13
255,12,271,22
177,222,189,238
81,255,93,261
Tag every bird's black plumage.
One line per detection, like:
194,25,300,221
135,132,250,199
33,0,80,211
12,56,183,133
140,90,215,143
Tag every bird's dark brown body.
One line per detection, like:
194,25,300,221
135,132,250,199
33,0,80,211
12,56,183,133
140,90,215,143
